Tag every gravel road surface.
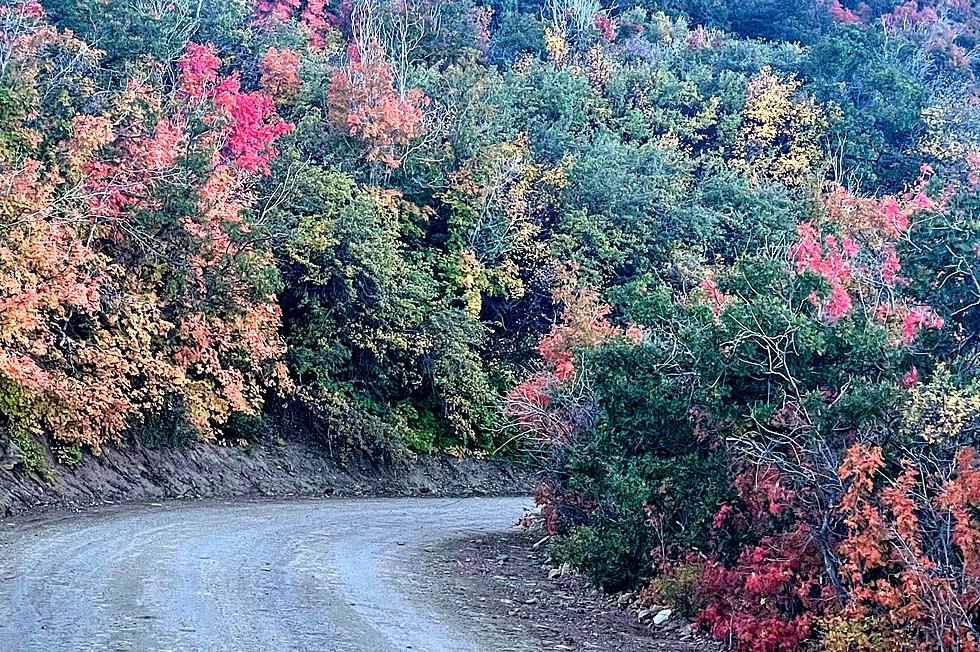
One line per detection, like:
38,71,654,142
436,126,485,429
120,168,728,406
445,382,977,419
0,496,532,652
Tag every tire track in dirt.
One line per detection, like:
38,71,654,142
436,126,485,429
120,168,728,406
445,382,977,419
0,496,531,652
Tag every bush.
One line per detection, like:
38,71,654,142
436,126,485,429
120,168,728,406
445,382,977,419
513,169,979,649
53,443,82,466
127,405,197,450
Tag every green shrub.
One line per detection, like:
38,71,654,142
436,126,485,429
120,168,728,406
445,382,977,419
10,428,49,480
552,524,650,592
220,411,267,444
645,564,705,617
127,405,196,450
53,443,83,466
0,382,49,479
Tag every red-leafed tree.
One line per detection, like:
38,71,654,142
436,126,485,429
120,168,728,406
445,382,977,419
178,42,294,175
254,0,337,48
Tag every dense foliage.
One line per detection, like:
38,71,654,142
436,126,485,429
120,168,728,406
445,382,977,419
497,2,980,651
3,0,980,647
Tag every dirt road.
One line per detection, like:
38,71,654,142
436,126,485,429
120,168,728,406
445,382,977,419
0,496,532,652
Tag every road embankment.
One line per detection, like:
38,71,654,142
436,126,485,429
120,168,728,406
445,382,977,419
0,439,530,520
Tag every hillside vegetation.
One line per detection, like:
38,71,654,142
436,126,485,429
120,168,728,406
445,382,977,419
2,0,980,648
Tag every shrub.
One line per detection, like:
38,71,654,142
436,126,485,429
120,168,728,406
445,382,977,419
513,165,978,649
53,443,82,466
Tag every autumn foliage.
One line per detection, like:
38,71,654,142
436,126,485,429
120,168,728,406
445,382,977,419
506,283,625,446
0,10,291,451
327,42,428,168
260,47,303,102
518,152,980,649
253,0,336,47
6,0,980,647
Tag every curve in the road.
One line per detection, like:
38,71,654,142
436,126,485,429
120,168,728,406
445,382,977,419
0,496,531,652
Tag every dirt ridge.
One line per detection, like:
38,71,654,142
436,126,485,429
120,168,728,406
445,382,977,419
0,439,530,520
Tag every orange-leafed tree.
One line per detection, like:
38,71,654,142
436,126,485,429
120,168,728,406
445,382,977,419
0,15,292,453
326,0,432,168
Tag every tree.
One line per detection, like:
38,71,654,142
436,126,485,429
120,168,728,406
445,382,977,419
0,19,291,452
732,67,829,188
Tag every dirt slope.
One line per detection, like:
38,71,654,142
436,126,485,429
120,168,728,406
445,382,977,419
0,439,529,519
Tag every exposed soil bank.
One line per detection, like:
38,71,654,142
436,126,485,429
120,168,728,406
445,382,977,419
0,439,531,520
